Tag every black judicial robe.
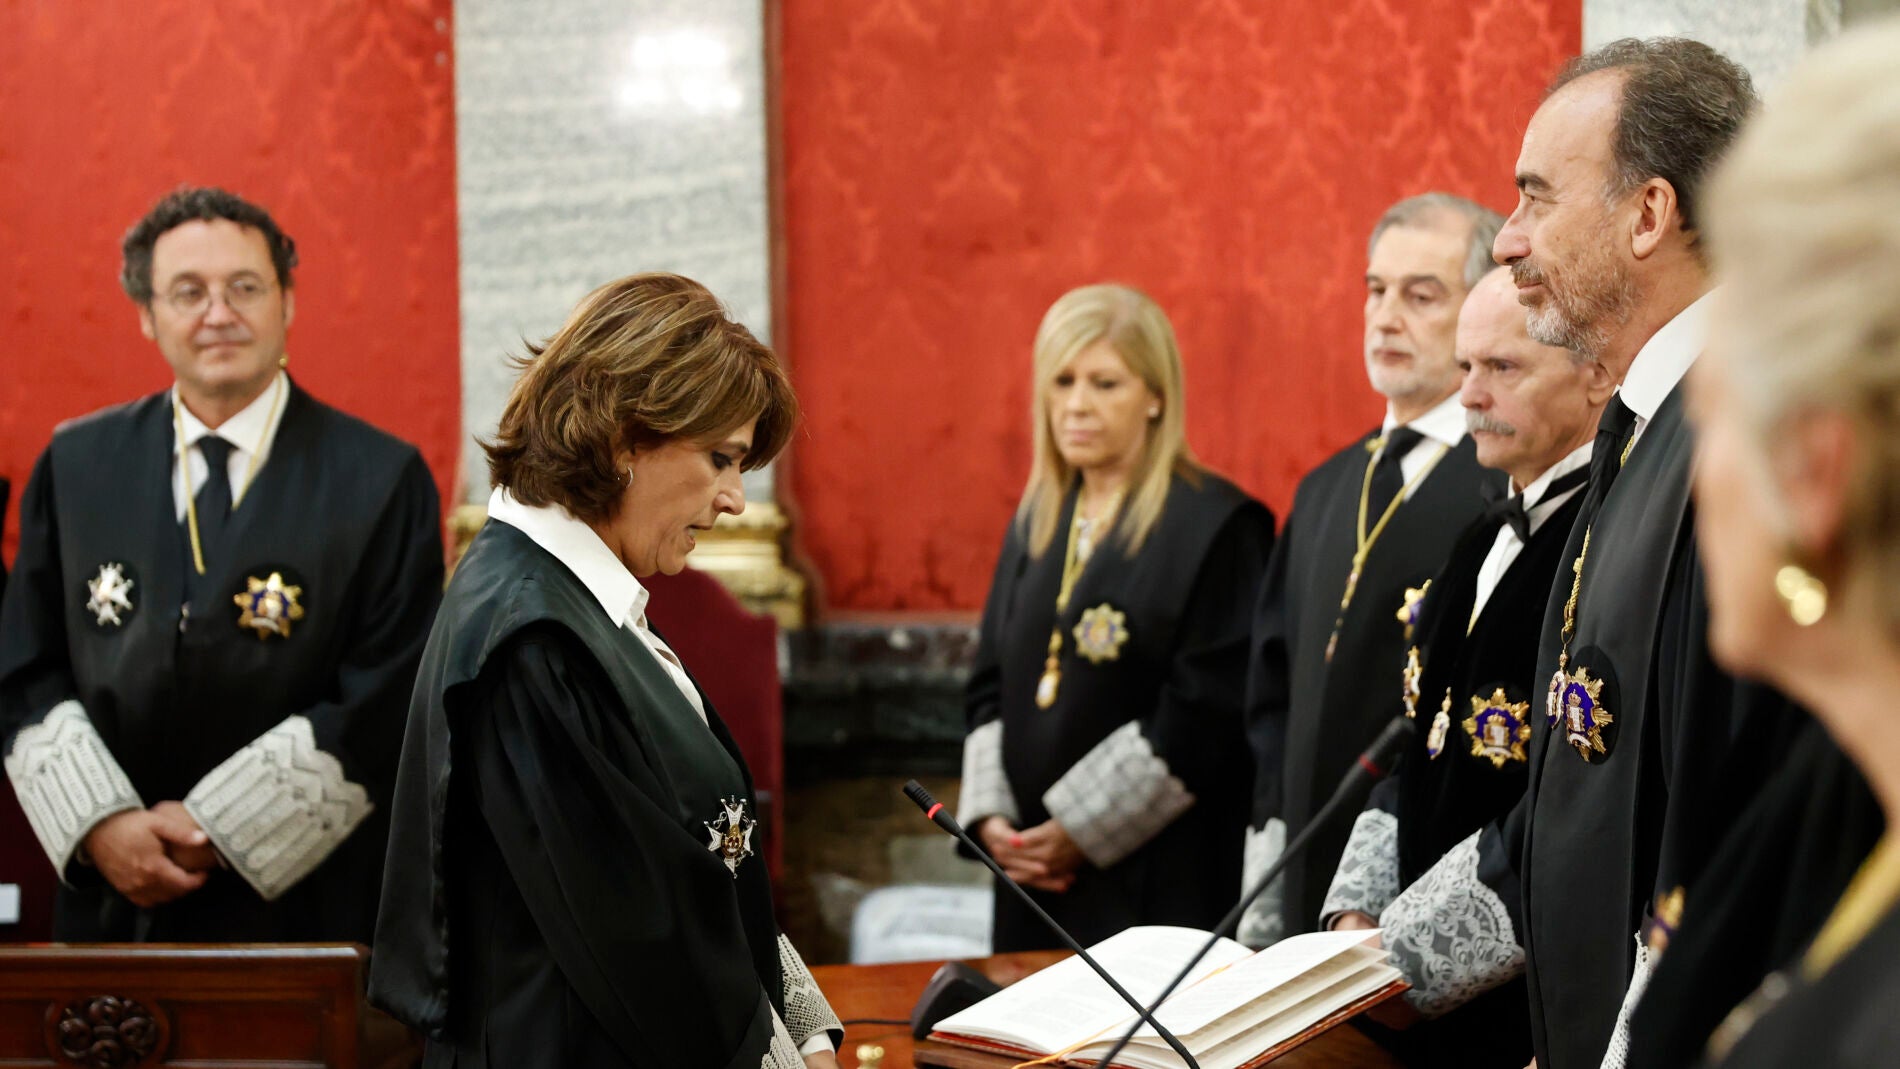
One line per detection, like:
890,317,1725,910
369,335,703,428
1626,711,1882,1069
371,521,794,1069
968,469,1273,951
1698,897,1900,1068
1516,388,1850,1069
1348,491,1582,1068
1247,431,1487,937
0,384,442,941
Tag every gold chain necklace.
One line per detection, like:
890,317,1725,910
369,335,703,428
1324,435,1446,662
175,375,284,576
1035,489,1122,709
1546,432,1637,755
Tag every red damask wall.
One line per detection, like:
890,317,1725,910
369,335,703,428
0,1,460,564
781,0,1580,612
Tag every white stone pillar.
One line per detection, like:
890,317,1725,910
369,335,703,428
454,0,803,622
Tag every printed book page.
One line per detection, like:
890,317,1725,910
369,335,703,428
932,925,1253,1053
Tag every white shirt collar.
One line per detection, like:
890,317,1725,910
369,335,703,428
1520,439,1595,531
172,371,289,459
1382,391,1467,449
487,487,648,629
1617,288,1716,423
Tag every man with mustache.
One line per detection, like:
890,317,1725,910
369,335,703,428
1240,193,1497,946
0,186,443,942
1318,266,1609,1067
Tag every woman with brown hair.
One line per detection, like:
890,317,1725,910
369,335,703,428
957,283,1275,951
370,274,839,1068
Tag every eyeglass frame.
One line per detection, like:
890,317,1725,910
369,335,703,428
155,272,278,318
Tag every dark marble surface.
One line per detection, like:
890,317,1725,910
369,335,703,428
783,620,979,783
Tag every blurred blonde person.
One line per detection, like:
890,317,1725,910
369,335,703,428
1667,20,1900,1067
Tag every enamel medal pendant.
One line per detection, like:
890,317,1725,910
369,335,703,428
86,562,136,628
235,571,305,640
704,797,756,878
1464,688,1533,768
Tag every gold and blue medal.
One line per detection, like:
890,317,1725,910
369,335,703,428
1465,688,1532,767
235,571,305,640
1073,604,1129,664
1548,529,1613,760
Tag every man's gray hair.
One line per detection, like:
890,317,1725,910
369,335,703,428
1367,193,1505,288
1547,37,1757,238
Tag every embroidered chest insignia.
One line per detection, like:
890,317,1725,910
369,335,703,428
1464,688,1533,768
1396,581,1431,641
704,796,756,877
1549,665,1612,760
1426,691,1453,759
85,562,136,627
235,572,305,640
1071,603,1129,664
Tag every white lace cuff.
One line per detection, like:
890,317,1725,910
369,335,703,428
1237,818,1287,948
956,719,1019,827
183,715,372,901
778,934,840,1049
1380,831,1524,1018
763,1006,803,1069
1042,721,1195,868
1320,809,1400,927
3,700,143,876
1598,934,1651,1069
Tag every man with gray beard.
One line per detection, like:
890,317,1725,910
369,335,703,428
1387,38,1876,1069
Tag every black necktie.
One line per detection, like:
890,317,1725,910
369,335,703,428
1367,426,1426,522
1574,395,1640,531
1482,465,1592,542
194,435,234,554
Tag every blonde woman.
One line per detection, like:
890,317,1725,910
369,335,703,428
956,284,1274,951
1646,19,1900,1067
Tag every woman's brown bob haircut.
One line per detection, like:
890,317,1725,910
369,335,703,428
484,273,798,524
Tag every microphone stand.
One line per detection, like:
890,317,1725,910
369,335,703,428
902,781,1201,1069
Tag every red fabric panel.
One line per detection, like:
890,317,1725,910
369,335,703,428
781,0,1580,611
643,568,785,880
0,1,461,566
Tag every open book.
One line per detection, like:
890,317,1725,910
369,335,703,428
929,926,1406,1069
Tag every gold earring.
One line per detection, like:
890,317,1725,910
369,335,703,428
1774,564,1827,626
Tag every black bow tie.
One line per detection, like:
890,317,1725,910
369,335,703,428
1481,465,1591,542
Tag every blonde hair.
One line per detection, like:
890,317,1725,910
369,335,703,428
1019,284,1202,557
1704,16,1900,636
484,273,797,524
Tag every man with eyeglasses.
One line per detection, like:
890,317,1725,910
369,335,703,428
0,186,443,942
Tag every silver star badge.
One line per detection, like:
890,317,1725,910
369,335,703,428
86,563,135,627
704,796,756,878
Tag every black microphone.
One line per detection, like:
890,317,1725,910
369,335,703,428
1089,715,1417,1069
901,780,1202,1069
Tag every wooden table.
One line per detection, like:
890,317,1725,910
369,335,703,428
812,952,1399,1069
